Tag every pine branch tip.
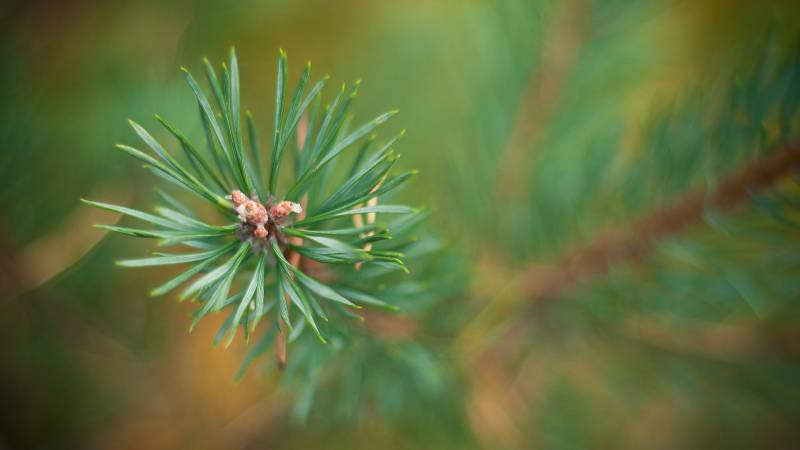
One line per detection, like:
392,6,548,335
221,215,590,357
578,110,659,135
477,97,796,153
84,48,432,367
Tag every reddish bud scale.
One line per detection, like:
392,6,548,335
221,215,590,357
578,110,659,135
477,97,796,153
253,225,268,239
230,190,247,207
243,200,268,225
269,201,303,220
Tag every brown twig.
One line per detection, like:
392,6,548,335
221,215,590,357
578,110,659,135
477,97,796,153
522,143,800,306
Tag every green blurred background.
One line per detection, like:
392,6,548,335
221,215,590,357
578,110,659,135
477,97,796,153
2,0,800,449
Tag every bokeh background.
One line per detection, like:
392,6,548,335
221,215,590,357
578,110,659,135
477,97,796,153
2,0,800,449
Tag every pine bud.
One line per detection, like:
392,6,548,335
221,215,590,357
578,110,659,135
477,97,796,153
269,201,303,220
230,190,247,207
253,224,268,239
242,200,268,225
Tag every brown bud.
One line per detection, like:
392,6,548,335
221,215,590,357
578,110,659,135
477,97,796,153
253,225,268,239
269,201,303,219
243,200,268,225
230,190,247,207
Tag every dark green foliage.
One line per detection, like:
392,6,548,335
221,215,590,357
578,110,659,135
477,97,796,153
500,31,800,449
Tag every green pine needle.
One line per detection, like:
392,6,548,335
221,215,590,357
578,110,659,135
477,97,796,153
83,49,425,363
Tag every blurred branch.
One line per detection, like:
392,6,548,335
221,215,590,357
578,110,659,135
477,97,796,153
2,187,128,299
620,314,800,361
466,94,800,446
492,0,587,203
522,143,800,306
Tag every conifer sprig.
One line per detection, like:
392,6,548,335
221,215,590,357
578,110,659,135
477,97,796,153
83,48,420,355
